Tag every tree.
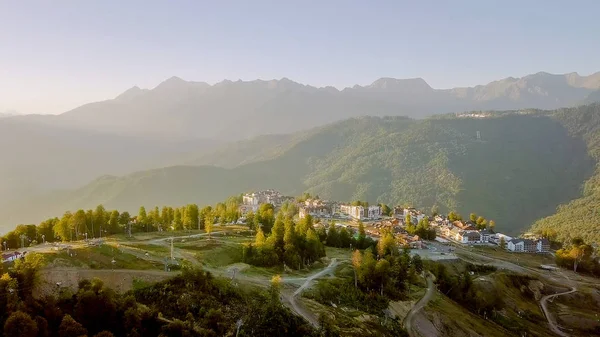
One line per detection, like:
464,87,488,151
489,220,496,231
37,218,58,243
339,227,352,248
58,314,87,337
377,231,396,257
326,223,340,247
255,228,266,246
499,237,506,249
430,205,439,217
94,205,107,234
405,214,412,226
3,311,38,337
270,275,282,303
119,211,130,227
357,221,366,249
54,211,73,242
570,238,592,273
107,210,120,234
351,250,362,288
138,207,148,231
204,212,215,239
412,254,423,274
184,204,200,230
199,206,212,230
379,204,392,217
72,210,87,239
94,332,115,337
470,213,477,223
173,208,183,230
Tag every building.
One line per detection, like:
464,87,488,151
456,230,481,244
507,239,537,252
536,238,550,253
479,229,494,243
240,189,289,215
1,251,22,263
340,204,382,220
367,205,382,219
299,205,333,219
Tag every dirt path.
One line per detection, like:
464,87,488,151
284,258,339,327
404,273,435,337
540,272,577,337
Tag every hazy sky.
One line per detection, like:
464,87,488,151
2,0,600,114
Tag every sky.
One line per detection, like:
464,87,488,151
1,0,600,114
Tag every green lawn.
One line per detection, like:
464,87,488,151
43,244,163,270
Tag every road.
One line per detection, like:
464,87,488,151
540,271,577,337
285,258,339,327
404,273,435,337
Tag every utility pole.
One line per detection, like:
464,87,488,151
170,237,174,260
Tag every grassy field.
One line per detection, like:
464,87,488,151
466,245,555,269
43,244,163,270
424,293,512,337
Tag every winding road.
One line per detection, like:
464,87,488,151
404,273,436,337
540,271,577,337
285,258,339,327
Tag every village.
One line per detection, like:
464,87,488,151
237,190,551,254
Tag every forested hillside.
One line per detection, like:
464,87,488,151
3,107,598,239
530,104,600,244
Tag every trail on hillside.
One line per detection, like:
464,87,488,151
540,272,577,337
283,258,339,327
404,273,435,337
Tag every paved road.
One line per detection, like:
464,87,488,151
286,258,339,327
404,273,435,337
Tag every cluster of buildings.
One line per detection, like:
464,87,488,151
239,190,293,216
298,199,383,221
435,219,550,253
237,191,552,254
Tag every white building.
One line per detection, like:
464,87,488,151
367,205,382,219
507,239,536,252
537,238,550,253
339,204,381,220
1,251,22,263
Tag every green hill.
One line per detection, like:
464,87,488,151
529,104,600,244
3,106,599,239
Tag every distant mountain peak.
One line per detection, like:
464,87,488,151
153,76,189,92
115,86,148,101
368,77,432,92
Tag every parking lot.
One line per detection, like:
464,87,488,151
409,240,459,261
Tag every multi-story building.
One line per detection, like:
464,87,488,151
339,204,381,220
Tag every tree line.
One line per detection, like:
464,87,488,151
1,196,242,249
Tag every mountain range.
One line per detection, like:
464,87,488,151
2,71,600,241
52,71,600,140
